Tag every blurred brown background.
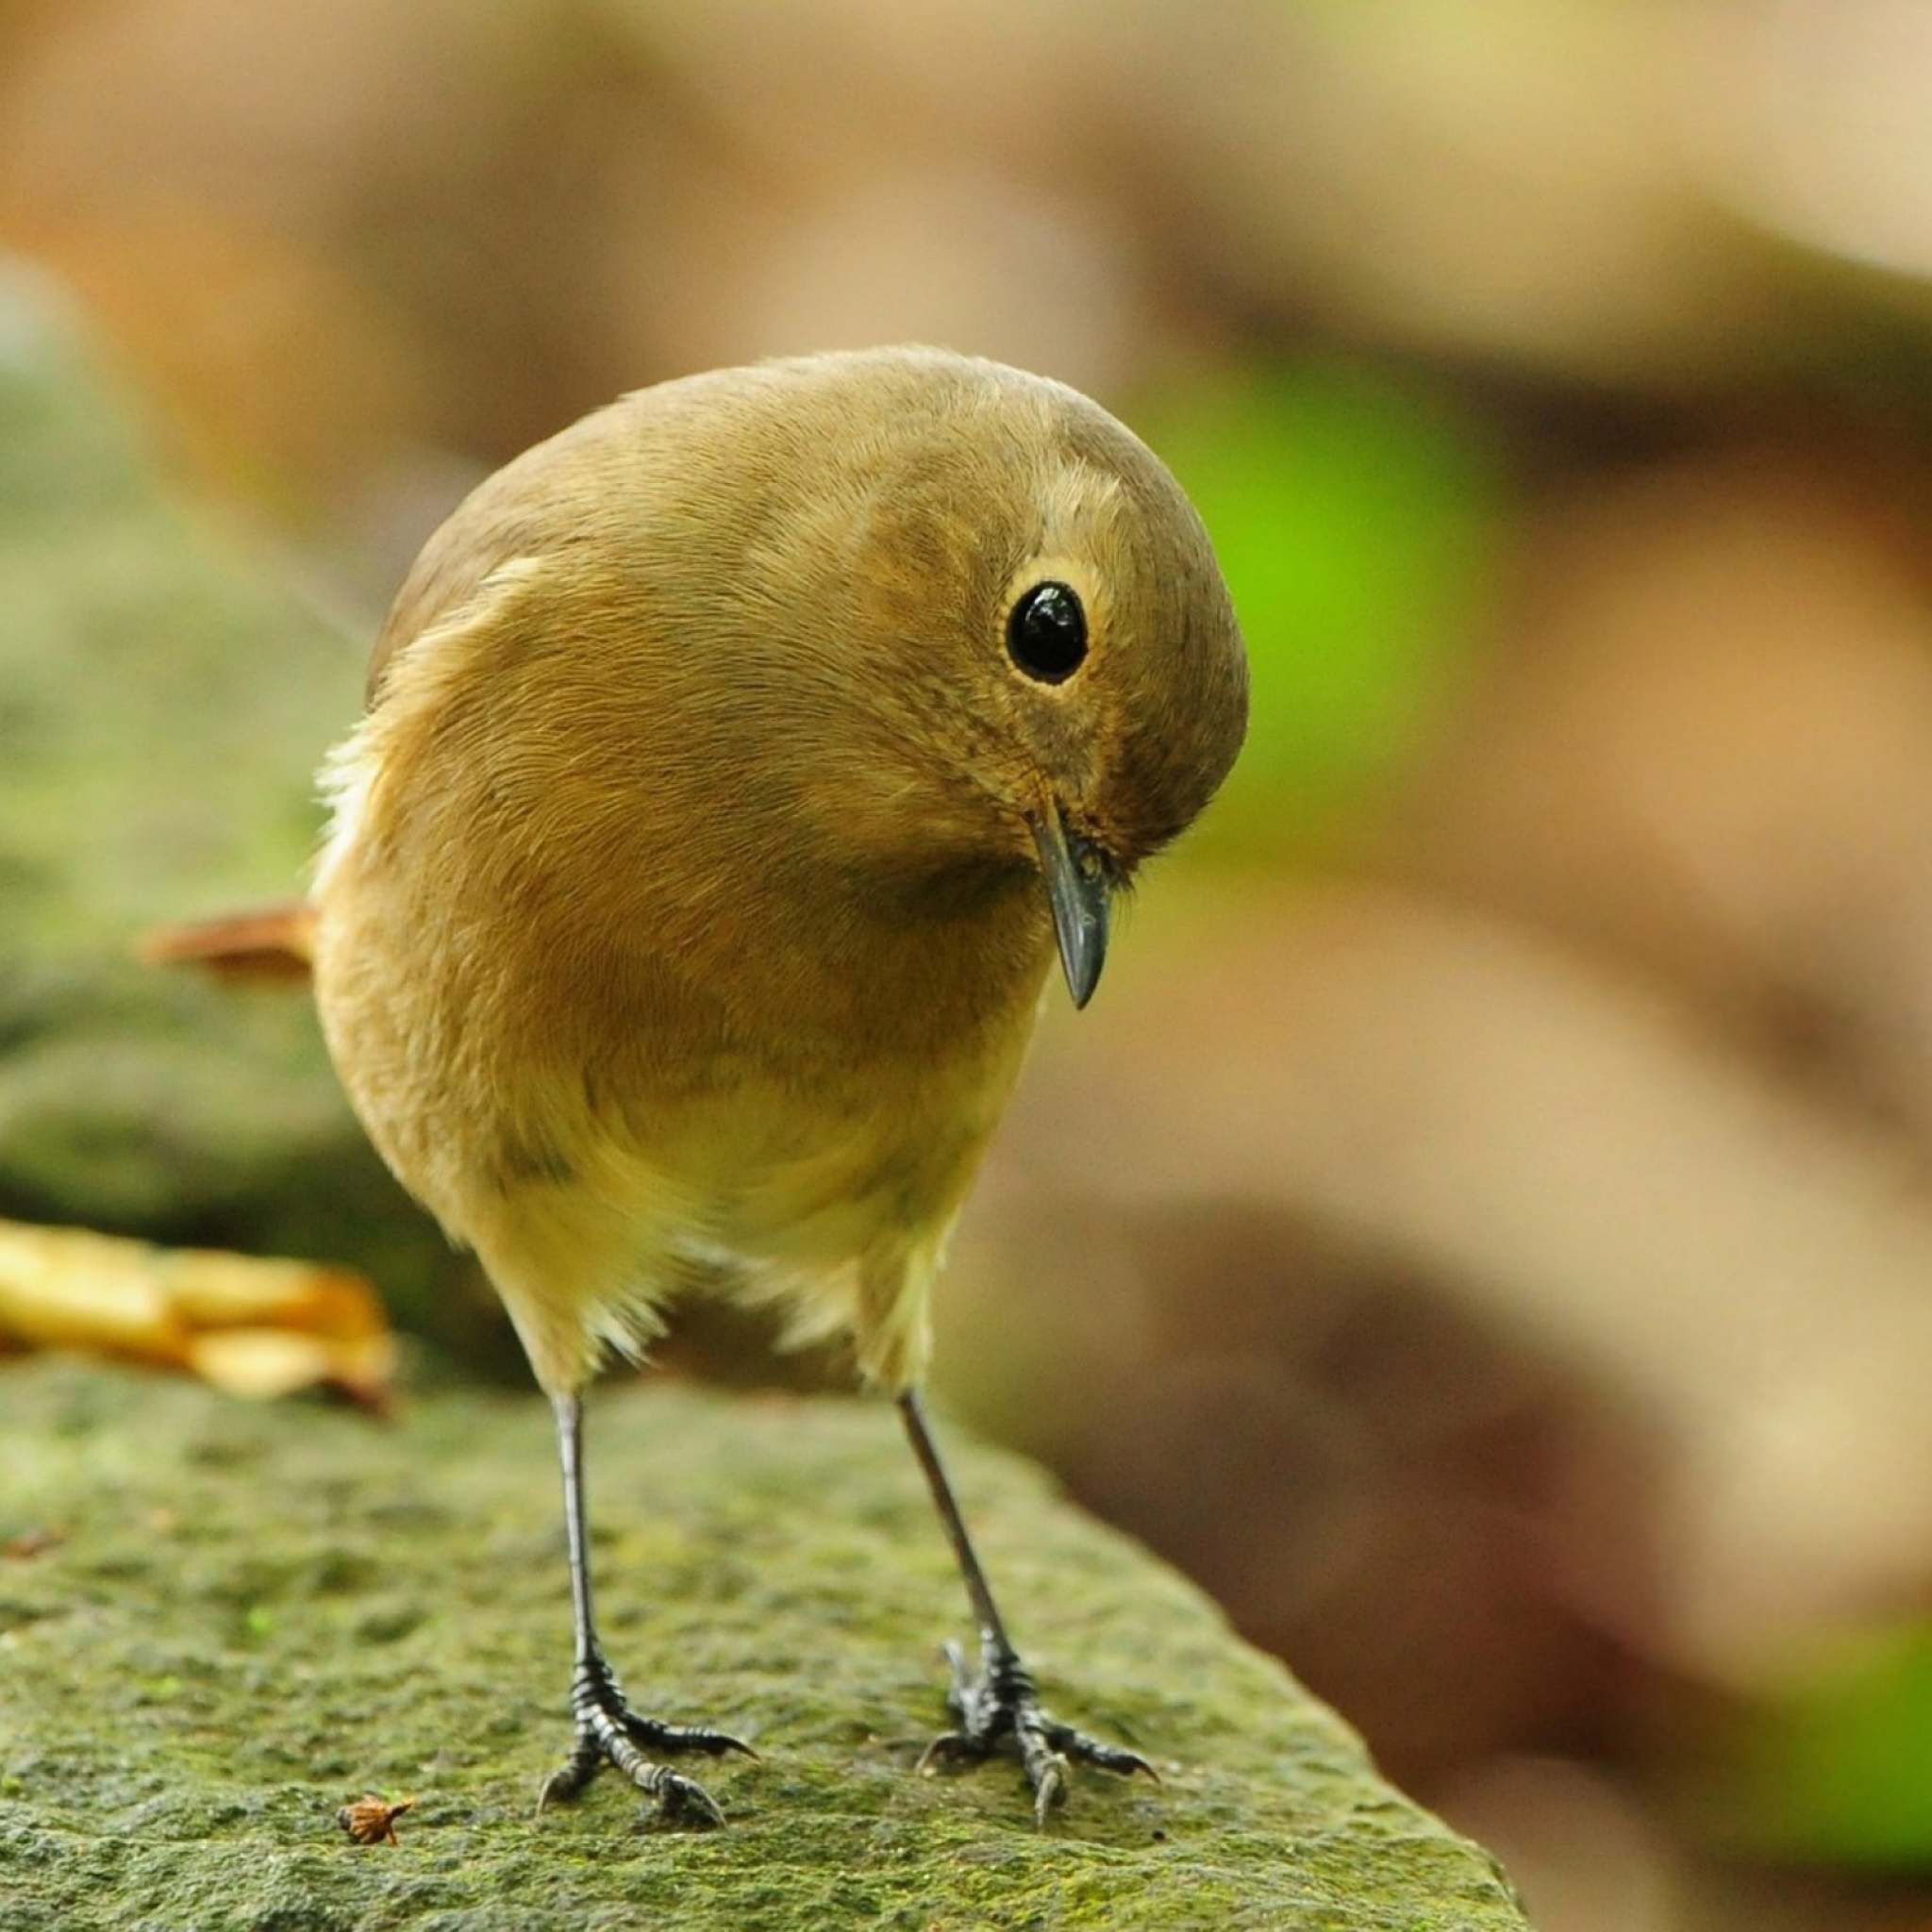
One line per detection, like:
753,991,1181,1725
15,3,1932,1924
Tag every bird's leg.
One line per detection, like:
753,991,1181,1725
898,1389,1155,1824
536,1391,754,1826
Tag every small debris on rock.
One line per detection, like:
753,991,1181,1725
336,1794,415,1845
2,1526,63,1560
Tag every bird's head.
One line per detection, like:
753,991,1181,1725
826,354,1249,1008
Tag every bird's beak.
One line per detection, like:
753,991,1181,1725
1030,808,1114,1009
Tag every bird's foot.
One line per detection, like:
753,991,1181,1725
915,1635,1156,1825
537,1651,755,1827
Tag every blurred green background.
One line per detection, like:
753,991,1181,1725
16,3,1932,1924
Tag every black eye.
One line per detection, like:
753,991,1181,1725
1006,580,1088,684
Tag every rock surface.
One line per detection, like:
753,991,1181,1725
0,1357,1527,1930
0,255,499,1363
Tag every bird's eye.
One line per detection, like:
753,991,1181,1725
1006,580,1088,684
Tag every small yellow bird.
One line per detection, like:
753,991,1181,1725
222,347,1245,1824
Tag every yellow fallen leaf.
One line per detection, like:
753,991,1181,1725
0,1219,392,1406
0,1222,182,1359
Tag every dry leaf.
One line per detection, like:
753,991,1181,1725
0,1219,392,1407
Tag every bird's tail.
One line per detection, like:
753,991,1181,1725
137,899,317,982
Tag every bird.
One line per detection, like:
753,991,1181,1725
165,346,1247,1826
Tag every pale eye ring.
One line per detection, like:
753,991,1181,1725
1006,580,1088,683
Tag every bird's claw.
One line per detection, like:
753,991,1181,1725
536,1652,754,1827
916,1636,1156,1826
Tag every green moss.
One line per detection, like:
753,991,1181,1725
0,1357,1525,1929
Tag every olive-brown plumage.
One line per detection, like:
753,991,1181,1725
309,346,1246,1825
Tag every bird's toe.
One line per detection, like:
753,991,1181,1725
915,1633,1150,1826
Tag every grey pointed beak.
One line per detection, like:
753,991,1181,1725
1031,809,1114,1009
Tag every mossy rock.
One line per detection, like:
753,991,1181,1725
0,1357,1526,1929
0,255,494,1362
